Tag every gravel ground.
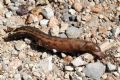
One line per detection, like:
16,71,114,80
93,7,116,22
0,0,120,80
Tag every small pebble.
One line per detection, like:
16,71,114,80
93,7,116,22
16,5,29,16
65,66,74,71
81,53,94,62
99,14,104,19
5,11,12,18
91,4,102,13
107,62,116,71
48,17,59,27
9,58,22,70
81,15,92,22
41,5,54,19
25,14,38,24
18,52,26,60
100,40,113,52
73,2,83,12
117,47,120,52
36,0,49,5
68,9,76,15
42,52,48,59
22,73,32,80
32,56,53,73
39,19,49,27
61,53,66,58
112,72,120,77
14,41,27,51
50,26,59,36
116,6,120,11
60,22,69,33
112,27,120,37
71,57,87,67
66,26,81,38
4,0,11,5
83,62,106,80
102,73,107,80
64,56,73,63
14,74,21,80
118,67,120,74
89,1,95,7
59,33,67,38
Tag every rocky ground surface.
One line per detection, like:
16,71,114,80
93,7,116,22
0,0,120,80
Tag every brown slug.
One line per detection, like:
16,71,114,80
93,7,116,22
3,26,106,59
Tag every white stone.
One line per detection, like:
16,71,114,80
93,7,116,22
118,67,120,74
19,52,26,60
116,6,120,11
61,53,66,58
114,53,120,57
40,19,49,27
113,72,120,77
14,74,21,80
81,53,94,62
114,27,120,37
4,0,11,5
107,62,116,71
42,52,48,58
65,66,74,71
71,57,87,67
14,41,27,51
22,73,32,80
69,9,76,15
99,14,104,19
5,11,12,18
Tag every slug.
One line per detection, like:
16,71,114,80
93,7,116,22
3,26,106,59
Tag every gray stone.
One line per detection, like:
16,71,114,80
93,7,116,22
42,5,54,19
66,26,81,38
83,62,106,80
32,56,53,74
14,74,21,80
111,27,120,37
39,19,49,27
71,57,87,67
62,11,70,22
107,62,116,71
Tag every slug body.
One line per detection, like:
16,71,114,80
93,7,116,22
4,26,105,59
